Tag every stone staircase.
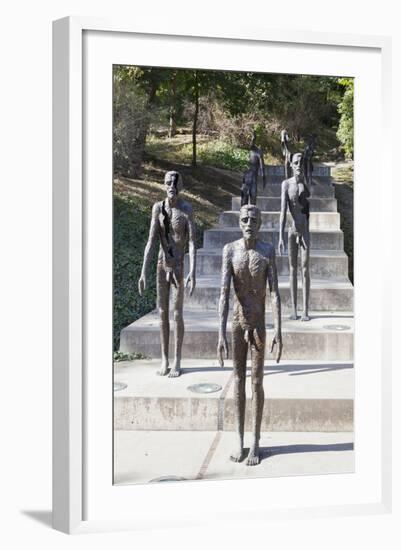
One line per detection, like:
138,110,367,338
116,165,354,433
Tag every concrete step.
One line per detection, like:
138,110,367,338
259,182,335,198
186,275,353,311
186,248,349,279
114,359,354,432
219,211,340,230
203,228,344,251
119,310,354,361
232,196,338,212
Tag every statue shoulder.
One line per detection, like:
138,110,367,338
222,241,237,259
152,201,163,215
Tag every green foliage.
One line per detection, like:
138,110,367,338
195,140,249,171
337,78,354,159
113,194,157,350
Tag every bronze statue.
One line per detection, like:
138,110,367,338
241,132,266,206
280,129,292,179
278,153,311,321
217,204,282,465
138,171,196,377
303,135,316,186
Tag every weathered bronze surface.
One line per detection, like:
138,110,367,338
217,204,282,465
138,171,196,377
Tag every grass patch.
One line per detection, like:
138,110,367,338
146,135,277,170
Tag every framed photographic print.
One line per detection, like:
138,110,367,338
53,17,392,534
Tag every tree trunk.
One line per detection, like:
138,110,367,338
192,71,199,167
168,72,177,139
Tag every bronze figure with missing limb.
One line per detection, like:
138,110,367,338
138,171,196,377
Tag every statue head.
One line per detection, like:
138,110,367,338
239,204,261,240
164,171,183,199
290,152,304,179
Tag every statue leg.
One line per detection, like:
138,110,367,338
300,233,310,321
169,270,184,378
247,328,265,466
250,177,257,205
156,263,170,376
288,232,298,320
230,322,248,462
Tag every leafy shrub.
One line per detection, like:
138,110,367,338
337,78,354,159
113,194,157,350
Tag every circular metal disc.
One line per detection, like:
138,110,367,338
149,476,187,483
323,324,351,331
187,383,222,394
113,381,128,392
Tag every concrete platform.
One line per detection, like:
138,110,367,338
114,359,354,432
203,227,344,250
232,196,338,212
186,275,353,311
119,310,354,361
219,211,340,230
114,430,354,485
186,248,349,279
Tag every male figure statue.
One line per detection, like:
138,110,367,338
303,135,316,187
241,132,266,206
217,204,282,465
278,153,311,321
280,129,292,179
138,171,196,377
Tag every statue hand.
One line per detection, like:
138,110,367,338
217,334,229,367
138,274,146,296
270,333,283,363
278,239,285,256
185,273,196,296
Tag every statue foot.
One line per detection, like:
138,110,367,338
157,362,169,376
301,314,310,322
289,314,298,321
246,447,260,466
168,366,182,378
230,448,245,463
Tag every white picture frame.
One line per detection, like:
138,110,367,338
52,16,392,534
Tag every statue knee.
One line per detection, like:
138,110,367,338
158,307,168,320
173,308,183,322
252,377,263,393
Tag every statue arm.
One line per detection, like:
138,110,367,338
138,203,159,295
185,205,197,296
267,249,282,363
260,152,266,188
217,244,232,366
278,182,287,255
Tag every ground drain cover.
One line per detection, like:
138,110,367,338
187,383,222,394
149,476,187,483
113,381,128,391
323,324,351,331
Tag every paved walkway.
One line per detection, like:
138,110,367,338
114,430,354,485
